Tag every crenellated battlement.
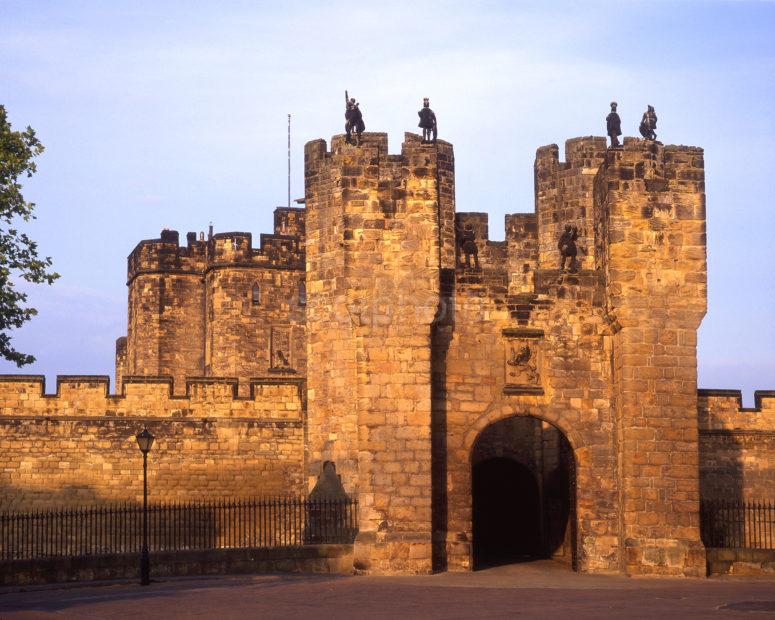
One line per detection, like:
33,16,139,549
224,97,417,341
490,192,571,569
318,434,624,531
127,208,306,283
698,389,775,431
454,211,542,283
0,374,304,419
454,134,706,303
207,231,303,270
534,137,607,272
127,231,207,283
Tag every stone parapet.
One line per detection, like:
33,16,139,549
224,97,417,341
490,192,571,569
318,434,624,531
698,389,775,503
0,375,304,419
698,389,775,431
127,207,306,284
535,137,607,272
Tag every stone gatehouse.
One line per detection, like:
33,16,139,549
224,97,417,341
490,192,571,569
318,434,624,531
1,131,772,577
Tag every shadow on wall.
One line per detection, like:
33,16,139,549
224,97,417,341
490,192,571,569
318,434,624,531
0,480,357,563
0,416,306,513
699,430,745,548
0,453,306,513
699,431,744,503
431,269,455,572
0,483,107,512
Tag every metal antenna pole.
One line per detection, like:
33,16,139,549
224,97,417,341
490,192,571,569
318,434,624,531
287,113,291,208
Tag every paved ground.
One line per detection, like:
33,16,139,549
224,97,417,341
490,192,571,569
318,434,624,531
1,561,774,619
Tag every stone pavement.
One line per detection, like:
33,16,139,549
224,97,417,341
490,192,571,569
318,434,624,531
1,561,774,619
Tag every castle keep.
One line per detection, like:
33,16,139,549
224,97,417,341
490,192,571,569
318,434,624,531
1,131,773,577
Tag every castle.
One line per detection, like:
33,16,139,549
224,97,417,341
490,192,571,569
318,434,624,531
1,131,773,577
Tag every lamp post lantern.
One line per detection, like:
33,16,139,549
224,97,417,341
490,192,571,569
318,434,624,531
135,427,155,586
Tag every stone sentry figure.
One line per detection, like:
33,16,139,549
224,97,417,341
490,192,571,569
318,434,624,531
418,97,437,143
639,105,657,140
558,224,579,273
606,101,622,147
344,91,365,145
459,223,480,269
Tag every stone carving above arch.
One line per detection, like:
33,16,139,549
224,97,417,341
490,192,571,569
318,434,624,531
502,327,544,395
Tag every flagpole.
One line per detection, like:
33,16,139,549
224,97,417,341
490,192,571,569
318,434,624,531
287,113,291,208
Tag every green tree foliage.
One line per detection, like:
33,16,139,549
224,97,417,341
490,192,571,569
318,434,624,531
0,105,59,366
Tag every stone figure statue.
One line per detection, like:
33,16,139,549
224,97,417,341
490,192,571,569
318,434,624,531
606,101,622,147
639,105,657,141
558,224,579,273
459,223,481,269
345,92,365,146
418,98,437,144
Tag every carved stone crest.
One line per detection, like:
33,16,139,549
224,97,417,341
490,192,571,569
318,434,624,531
269,326,296,373
502,327,544,395
506,343,538,384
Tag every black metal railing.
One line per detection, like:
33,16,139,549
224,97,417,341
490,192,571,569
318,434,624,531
0,496,358,561
701,499,775,550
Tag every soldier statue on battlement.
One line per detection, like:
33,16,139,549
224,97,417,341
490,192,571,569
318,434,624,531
345,92,365,146
418,97,437,144
606,101,622,148
558,224,579,273
639,105,658,141
459,223,480,269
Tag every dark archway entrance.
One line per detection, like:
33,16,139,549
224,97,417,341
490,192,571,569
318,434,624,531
473,458,540,565
471,416,576,569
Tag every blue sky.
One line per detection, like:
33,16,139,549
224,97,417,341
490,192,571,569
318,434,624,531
1,0,773,403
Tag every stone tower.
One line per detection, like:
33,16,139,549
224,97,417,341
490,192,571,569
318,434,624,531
124,229,207,392
119,210,306,396
304,132,455,573
602,138,708,574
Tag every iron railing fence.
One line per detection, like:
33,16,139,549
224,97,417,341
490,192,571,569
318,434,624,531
0,496,358,561
701,499,774,550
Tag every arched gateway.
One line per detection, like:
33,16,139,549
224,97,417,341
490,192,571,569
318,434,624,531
471,416,576,569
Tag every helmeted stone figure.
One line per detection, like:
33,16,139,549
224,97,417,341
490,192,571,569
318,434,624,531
558,224,579,273
345,96,365,145
639,105,657,141
606,101,622,147
460,223,480,269
418,98,437,144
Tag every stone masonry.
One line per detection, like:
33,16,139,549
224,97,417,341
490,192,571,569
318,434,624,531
304,133,454,572
0,376,305,511
1,129,773,577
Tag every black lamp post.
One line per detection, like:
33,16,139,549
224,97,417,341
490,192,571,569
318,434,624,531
135,427,155,586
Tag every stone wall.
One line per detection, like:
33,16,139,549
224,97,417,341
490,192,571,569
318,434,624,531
2,545,353,586
205,233,306,394
433,137,711,577
125,230,207,394
698,390,775,501
0,376,306,511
